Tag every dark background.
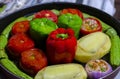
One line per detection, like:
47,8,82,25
114,0,120,20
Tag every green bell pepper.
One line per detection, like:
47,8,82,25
30,18,58,43
58,13,82,38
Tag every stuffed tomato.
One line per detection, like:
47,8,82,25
80,17,102,35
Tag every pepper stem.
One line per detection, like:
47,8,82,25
57,34,68,39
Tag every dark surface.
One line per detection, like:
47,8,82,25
114,0,120,20
0,2,120,79
0,64,22,79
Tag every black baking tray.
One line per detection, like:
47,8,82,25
0,2,120,79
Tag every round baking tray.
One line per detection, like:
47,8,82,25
0,2,120,79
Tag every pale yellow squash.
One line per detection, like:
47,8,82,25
34,63,87,79
75,32,111,63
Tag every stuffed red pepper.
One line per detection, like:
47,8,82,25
46,28,77,64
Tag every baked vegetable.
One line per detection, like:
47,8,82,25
106,28,117,37
20,48,47,75
29,18,58,44
58,13,82,38
0,34,8,50
85,59,112,79
11,20,30,35
0,17,28,59
34,10,58,23
106,28,120,66
75,32,111,63
34,63,87,79
46,28,77,64
7,33,35,57
80,17,102,35
60,8,83,19
0,35,8,59
83,13,111,32
2,17,28,38
0,33,8,59
51,9,60,16
0,17,33,79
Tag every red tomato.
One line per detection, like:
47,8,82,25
11,20,30,35
34,10,58,23
7,33,35,57
60,8,83,19
80,17,102,35
20,48,47,75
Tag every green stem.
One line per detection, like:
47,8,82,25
57,33,68,39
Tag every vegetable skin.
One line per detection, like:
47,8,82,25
106,28,120,66
30,18,58,43
46,28,77,64
75,32,111,63
34,63,87,79
58,13,82,38
85,59,112,79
